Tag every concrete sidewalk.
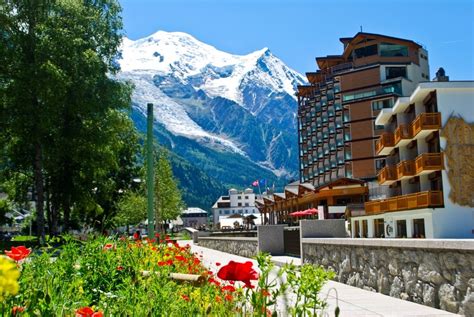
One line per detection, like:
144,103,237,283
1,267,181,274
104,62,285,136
180,241,459,317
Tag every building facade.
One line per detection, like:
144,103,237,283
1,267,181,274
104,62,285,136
297,32,429,199
211,188,259,224
180,207,209,228
352,80,474,238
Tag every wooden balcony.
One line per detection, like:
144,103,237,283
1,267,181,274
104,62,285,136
394,124,413,146
378,152,444,185
415,152,444,175
365,191,444,215
411,112,441,138
378,166,397,185
375,132,395,155
396,160,416,179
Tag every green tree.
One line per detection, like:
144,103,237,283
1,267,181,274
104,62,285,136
114,190,146,235
0,0,137,241
154,150,185,231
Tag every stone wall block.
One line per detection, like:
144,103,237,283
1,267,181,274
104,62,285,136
422,283,436,307
402,267,418,294
439,283,460,313
377,267,390,295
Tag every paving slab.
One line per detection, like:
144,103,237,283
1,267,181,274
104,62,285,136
179,241,459,317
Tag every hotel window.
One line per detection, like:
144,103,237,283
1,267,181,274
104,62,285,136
245,196,249,199
396,220,407,238
372,98,394,111
375,159,385,172
386,67,407,80
385,67,407,79
374,218,385,238
353,221,360,238
379,43,408,57
354,44,378,58
361,220,368,238
413,218,426,238
238,203,242,207
238,196,242,199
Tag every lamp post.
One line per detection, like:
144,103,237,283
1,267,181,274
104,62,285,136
146,103,155,237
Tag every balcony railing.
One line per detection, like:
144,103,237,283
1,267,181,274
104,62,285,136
365,190,444,214
378,152,444,184
375,132,395,155
415,152,444,174
411,112,441,137
394,124,412,144
378,166,397,184
375,113,442,156
396,160,416,178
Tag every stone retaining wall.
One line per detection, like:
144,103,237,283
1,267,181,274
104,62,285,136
198,237,258,258
302,238,474,315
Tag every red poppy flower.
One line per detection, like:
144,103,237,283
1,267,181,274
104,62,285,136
5,246,31,262
215,295,222,303
75,307,103,317
102,243,114,251
193,258,200,265
217,261,259,287
181,294,190,301
225,294,233,301
175,255,186,262
116,266,123,271
261,289,271,297
12,306,25,315
221,285,236,293
133,232,140,240
208,277,221,286
215,262,221,266
165,235,170,240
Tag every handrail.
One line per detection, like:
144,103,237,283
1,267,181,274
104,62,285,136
365,191,443,214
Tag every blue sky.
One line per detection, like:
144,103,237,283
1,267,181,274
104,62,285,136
120,0,474,79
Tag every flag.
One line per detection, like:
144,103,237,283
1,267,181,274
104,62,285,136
252,180,259,187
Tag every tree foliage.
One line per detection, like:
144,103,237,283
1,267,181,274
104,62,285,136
0,0,138,239
114,190,146,231
154,150,185,227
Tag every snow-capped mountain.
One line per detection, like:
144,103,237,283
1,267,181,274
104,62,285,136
119,30,306,184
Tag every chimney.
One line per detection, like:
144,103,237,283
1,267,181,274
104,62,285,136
433,67,449,82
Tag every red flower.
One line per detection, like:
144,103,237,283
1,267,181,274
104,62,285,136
133,232,140,240
12,306,25,315
193,258,200,265
158,261,166,266
75,307,103,317
102,243,114,251
217,261,259,287
181,294,190,301
222,285,236,293
215,295,222,303
261,289,271,297
215,262,221,266
5,246,31,262
175,255,186,262
208,277,221,286
225,294,233,301
116,266,123,271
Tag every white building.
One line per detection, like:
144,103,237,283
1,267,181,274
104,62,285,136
211,188,260,225
352,77,474,239
180,207,209,228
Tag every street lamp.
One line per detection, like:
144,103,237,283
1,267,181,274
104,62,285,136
146,103,155,237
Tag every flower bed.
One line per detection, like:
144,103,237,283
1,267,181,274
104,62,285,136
1,236,335,316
